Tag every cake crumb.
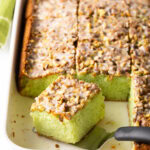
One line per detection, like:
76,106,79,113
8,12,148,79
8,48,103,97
21,115,25,118
55,144,60,148
111,145,116,149
12,132,15,138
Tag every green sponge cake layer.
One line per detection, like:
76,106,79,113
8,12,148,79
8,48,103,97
19,74,130,100
30,75,104,143
19,75,59,97
77,74,130,101
31,94,104,143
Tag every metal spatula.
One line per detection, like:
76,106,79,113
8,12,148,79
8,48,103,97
75,126,150,150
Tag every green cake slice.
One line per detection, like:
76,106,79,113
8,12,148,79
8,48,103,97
30,75,105,144
77,0,131,101
18,0,78,97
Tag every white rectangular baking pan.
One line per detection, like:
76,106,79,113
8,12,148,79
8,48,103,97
4,0,132,149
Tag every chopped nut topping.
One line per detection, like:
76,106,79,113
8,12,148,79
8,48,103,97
77,0,131,75
25,0,77,78
31,75,100,120
128,0,150,19
128,1,150,75
77,39,130,75
78,0,130,40
132,75,150,126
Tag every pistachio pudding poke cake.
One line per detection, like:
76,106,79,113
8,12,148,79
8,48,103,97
18,0,150,149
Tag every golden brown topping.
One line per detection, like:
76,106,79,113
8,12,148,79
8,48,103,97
132,75,150,126
128,0,150,76
77,39,130,75
128,0,150,18
25,0,150,78
25,0,77,78
78,0,130,40
77,0,131,75
33,0,77,20
31,75,100,120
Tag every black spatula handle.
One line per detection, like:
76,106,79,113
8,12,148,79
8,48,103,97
114,127,150,144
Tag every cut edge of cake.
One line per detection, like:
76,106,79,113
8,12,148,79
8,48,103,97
30,93,104,144
18,0,77,97
129,75,150,150
77,74,131,101
30,75,105,143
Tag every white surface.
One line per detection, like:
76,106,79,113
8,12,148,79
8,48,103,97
0,50,11,150
0,0,131,149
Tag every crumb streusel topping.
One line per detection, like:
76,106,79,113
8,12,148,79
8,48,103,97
132,75,150,126
33,0,77,20
128,1,150,75
25,0,150,77
77,0,131,75
25,0,77,78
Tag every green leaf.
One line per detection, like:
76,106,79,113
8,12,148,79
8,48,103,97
0,19,9,45
0,0,16,20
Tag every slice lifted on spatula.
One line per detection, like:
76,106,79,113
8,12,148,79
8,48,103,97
30,75,104,144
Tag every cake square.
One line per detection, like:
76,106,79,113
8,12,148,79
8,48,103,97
129,75,150,150
77,0,131,101
30,75,104,143
19,0,77,97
